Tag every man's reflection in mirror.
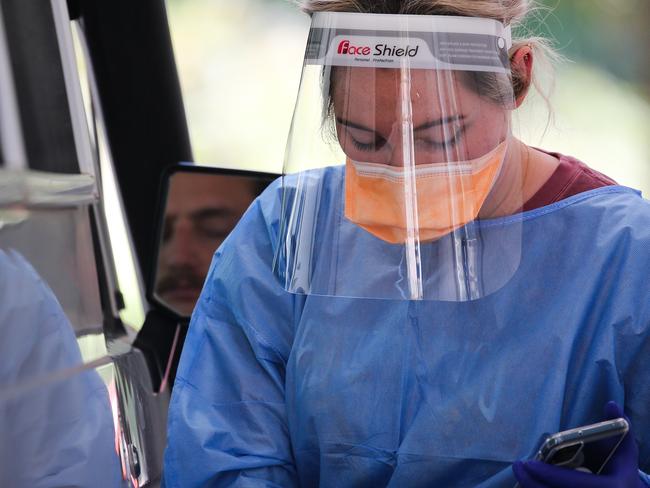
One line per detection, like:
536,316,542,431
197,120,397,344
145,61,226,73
156,172,268,316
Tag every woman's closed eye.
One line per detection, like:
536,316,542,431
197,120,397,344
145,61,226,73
337,118,389,154
416,122,467,151
350,135,387,152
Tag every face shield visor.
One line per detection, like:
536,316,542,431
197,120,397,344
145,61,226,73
275,12,523,301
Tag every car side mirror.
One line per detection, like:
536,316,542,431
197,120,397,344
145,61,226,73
147,164,276,321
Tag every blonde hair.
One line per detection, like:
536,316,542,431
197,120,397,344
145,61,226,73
298,0,559,105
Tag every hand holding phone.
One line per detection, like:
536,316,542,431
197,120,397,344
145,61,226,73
513,402,645,488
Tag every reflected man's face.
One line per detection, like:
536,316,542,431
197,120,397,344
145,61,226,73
156,173,257,316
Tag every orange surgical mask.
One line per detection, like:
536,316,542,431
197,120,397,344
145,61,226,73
345,141,508,244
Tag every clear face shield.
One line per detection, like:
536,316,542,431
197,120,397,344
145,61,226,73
275,12,523,301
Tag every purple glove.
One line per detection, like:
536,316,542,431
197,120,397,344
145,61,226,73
513,402,645,488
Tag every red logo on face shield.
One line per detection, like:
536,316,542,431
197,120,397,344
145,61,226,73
337,40,371,56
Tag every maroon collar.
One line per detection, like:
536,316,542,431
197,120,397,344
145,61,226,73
522,152,617,212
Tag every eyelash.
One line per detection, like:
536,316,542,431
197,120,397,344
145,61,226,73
350,133,388,152
351,139,381,152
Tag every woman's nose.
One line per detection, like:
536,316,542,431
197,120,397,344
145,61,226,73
384,126,411,167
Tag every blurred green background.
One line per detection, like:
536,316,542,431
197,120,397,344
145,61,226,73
164,0,650,192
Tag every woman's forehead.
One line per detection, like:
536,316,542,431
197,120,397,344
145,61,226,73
333,67,456,91
332,68,475,122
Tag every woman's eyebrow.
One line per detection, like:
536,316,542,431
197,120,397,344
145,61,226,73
414,115,465,132
336,117,375,133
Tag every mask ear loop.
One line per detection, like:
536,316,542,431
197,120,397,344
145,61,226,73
398,31,423,300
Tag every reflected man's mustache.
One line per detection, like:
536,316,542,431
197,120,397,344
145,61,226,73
156,266,206,295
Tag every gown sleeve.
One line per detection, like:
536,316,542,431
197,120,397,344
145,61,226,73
163,182,300,488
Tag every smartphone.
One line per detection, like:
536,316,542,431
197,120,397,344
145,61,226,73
534,417,629,474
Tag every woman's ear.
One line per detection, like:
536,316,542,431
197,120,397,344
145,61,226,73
510,45,534,108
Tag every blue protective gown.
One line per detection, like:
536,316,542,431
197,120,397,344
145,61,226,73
164,167,650,487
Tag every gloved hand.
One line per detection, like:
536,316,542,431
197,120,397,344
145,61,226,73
513,402,645,488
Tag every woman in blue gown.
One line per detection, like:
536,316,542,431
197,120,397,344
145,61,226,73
164,1,650,486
